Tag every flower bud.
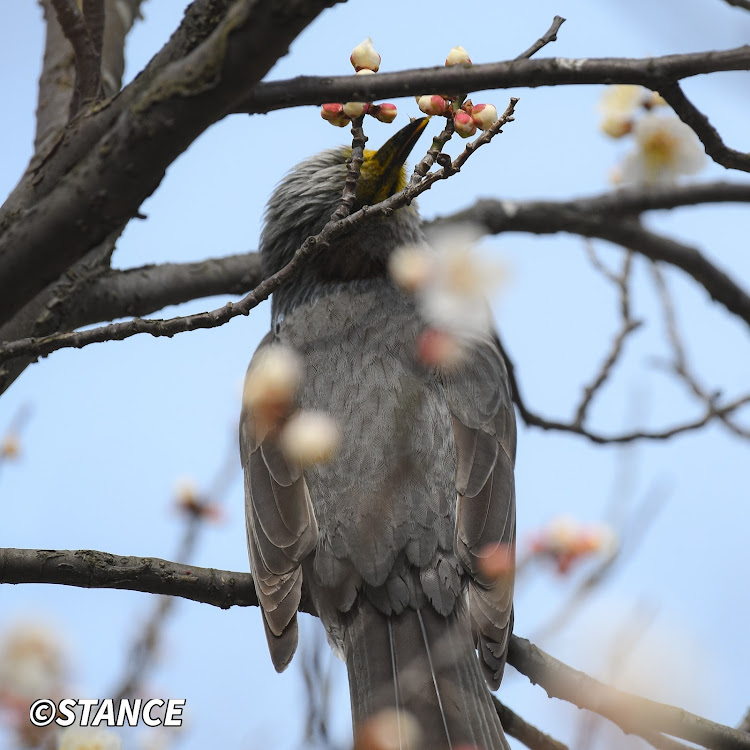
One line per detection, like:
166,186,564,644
445,45,471,66
471,102,498,131
281,411,340,466
417,94,447,116
343,101,369,118
320,102,351,127
369,103,397,123
453,109,476,138
350,37,381,72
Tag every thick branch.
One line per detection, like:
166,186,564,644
2,548,747,750
508,636,750,750
49,0,102,111
658,82,750,172
0,0,343,328
234,46,750,115
0,101,517,365
429,199,750,329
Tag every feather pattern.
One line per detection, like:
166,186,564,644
442,333,517,689
240,334,318,671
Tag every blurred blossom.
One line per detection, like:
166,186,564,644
350,37,381,72
619,113,705,185
445,45,472,66
0,433,20,459
173,477,221,522
416,327,467,368
0,620,67,703
477,542,515,580
242,345,302,431
572,599,721,731
280,411,340,466
354,708,422,750
528,516,616,574
58,727,122,750
388,243,435,292
391,227,505,368
598,84,645,138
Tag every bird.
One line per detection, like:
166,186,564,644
239,117,517,750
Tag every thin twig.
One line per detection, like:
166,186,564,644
515,16,566,60
658,81,750,173
574,248,641,427
0,100,518,365
493,698,569,750
332,114,367,221
650,263,750,438
495,332,750,444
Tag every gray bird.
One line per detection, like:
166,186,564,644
240,118,516,750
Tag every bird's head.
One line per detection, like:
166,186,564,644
261,118,429,316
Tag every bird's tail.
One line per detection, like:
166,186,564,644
343,600,509,750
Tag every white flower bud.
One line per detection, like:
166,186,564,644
350,37,381,72
453,109,476,138
320,102,351,127
417,94,447,116
470,103,498,131
369,103,397,123
343,101,369,118
445,45,471,66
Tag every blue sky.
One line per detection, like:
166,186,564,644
1,2,749,749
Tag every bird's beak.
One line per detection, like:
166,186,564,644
355,117,430,206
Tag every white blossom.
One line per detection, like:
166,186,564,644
619,113,705,185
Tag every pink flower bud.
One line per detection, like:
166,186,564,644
445,45,471,66
343,101,369,118
470,103,498,131
453,110,476,138
417,94,447,116
320,102,351,127
369,103,397,123
350,37,381,72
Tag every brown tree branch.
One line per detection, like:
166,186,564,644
2,548,747,750
0,0,344,328
10,180,747,342
0,101,517,366
494,332,750,444
234,45,750,116
658,81,750,172
48,0,103,113
508,635,750,750
723,0,750,8
429,200,750,329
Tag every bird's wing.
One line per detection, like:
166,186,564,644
239,332,318,672
442,333,517,689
